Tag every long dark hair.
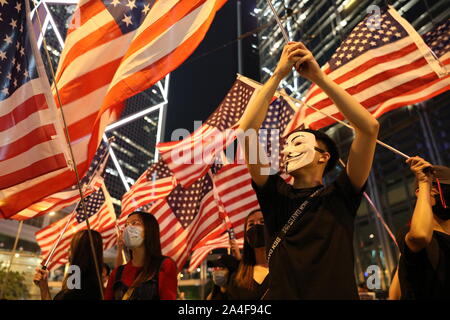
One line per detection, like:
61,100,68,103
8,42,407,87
62,229,103,296
127,211,164,287
233,209,261,290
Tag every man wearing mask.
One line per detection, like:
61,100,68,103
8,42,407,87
206,254,239,300
393,157,450,299
238,42,379,299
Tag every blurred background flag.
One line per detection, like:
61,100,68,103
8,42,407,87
9,142,110,221
35,182,117,271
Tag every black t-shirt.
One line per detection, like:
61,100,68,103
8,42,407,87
396,226,450,299
53,285,102,300
227,272,270,300
252,170,364,300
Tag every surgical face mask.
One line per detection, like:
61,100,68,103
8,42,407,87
123,225,144,249
281,131,319,173
246,224,265,248
212,270,228,287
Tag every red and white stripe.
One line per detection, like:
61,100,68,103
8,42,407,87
157,126,238,188
188,231,244,272
83,0,228,174
119,172,176,223
372,52,450,117
286,8,448,132
2,0,227,218
151,189,222,270
0,1,72,218
213,164,260,237
131,163,259,270
35,184,117,271
157,75,262,188
10,174,104,221
9,145,110,221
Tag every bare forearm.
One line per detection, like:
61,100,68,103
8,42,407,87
40,286,51,300
407,182,434,250
314,74,379,135
239,73,283,132
388,269,401,300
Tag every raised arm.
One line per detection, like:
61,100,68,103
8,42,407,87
405,156,435,252
239,42,304,186
294,43,379,190
388,268,401,300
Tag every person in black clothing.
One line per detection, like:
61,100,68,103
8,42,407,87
228,209,269,300
391,158,450,299
206,254,239,300
33,230,104,300
238,42,379,299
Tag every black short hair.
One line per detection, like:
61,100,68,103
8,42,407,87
288,128,339,174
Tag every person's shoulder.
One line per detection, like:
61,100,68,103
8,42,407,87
161,256,177,271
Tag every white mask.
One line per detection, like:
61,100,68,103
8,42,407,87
123,226,144,249
281,131,318,173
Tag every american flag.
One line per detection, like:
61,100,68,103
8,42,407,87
10,142,110,221
36,183,117,271
371,19,450,115
119,159,176,224
0,0,71,218
2,0,227,218
144,172,220,269
121,162,260,270
286,6,448,132
187,164,259,271
157,75,261,188
188,231,244,272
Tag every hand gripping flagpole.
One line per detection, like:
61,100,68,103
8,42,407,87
266,0,411,160
30,0,104,298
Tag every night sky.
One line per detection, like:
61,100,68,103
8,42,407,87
163,0,260,142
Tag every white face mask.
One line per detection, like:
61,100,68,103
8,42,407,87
281,131,318,173
123,225,144,249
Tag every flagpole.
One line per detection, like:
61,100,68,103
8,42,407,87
34,141,111,278
30,0,104,298
115,224,127,264
39,210,77,272
292,97,411,159
266,0,290,43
